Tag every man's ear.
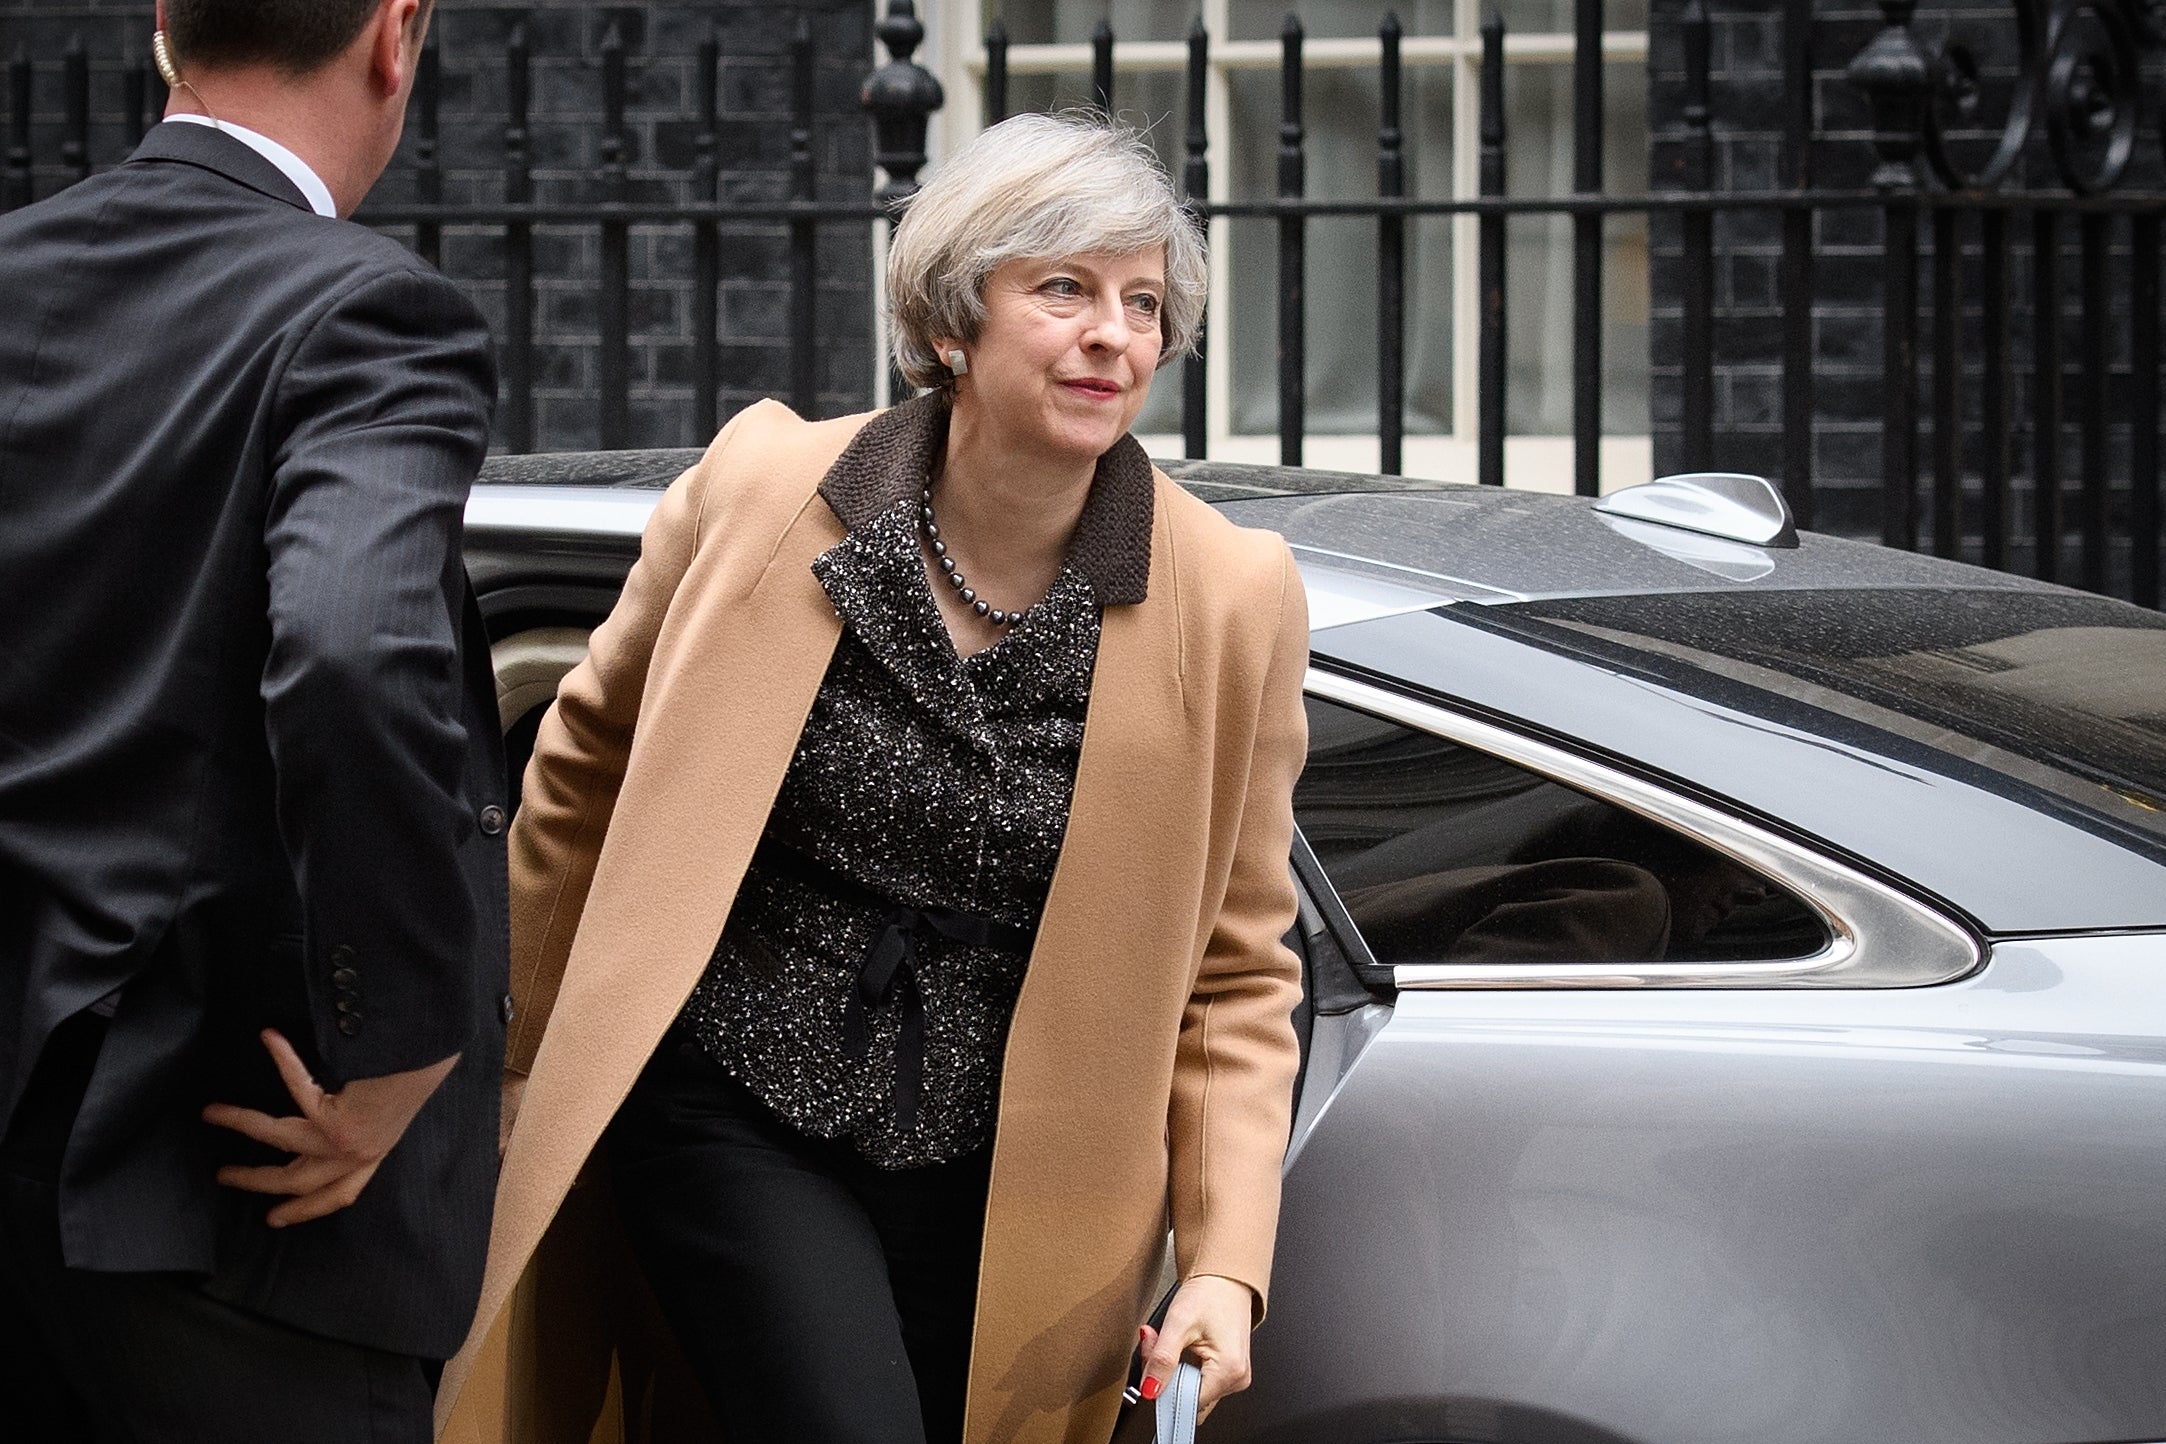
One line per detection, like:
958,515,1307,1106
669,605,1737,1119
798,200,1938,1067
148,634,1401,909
369,0,428,99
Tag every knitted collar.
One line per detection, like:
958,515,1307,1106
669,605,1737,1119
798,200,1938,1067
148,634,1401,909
816,390,1154,606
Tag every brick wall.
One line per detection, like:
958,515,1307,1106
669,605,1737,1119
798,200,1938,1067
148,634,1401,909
11,0,2163,560
1647,0,2166,565
2,2,165,194
0,1,879,453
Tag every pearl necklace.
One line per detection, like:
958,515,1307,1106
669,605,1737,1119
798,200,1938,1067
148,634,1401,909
920,485,1028,627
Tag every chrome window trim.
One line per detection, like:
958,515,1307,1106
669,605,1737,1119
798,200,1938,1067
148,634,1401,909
466,484,658,541
462,485,1487,633
1302,667,1983,991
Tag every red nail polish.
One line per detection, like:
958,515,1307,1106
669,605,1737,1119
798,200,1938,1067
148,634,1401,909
1139,1376,1161,1402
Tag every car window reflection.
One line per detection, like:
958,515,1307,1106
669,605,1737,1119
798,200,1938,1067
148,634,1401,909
1295,696,1829,967
1481,589,2166,860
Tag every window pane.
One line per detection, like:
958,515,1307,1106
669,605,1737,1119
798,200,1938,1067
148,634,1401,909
1230,0,1457,41
1227,64,1454,436
997,70,1187,171
1500,61,1649,435
998,69,1190,435
1296,696,1828,966
1228,0,1648,40
1497,0,1651,33
985,0,1197,45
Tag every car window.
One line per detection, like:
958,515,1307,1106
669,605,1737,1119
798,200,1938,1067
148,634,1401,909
1473,589,2166,861
1295,695,1830,967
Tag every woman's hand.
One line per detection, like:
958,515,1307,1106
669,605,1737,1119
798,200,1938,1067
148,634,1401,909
1137,1274,1258,1422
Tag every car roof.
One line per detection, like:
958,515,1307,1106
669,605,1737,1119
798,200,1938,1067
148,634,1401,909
1197,474,2043,616
477,450,2049,622
471,455,2166,932
1190,477,2163,935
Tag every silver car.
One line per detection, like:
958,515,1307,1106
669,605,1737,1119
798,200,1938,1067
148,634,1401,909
468,457,2166,1444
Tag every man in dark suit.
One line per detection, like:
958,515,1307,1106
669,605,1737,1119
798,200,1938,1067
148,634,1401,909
0,0,507,1436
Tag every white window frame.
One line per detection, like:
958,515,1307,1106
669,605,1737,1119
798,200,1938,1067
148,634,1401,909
901,0,1652,493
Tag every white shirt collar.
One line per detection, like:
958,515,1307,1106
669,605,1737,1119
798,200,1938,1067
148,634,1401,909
163,114,338,219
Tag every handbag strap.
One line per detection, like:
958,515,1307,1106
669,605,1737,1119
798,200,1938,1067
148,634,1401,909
1154,1361,1204,1444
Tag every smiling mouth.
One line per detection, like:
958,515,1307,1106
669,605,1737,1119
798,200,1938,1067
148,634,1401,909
1060,379,1122,399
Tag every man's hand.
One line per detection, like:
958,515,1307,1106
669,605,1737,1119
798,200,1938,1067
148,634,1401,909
203,1029,458,1228
1137,1273,1258,1422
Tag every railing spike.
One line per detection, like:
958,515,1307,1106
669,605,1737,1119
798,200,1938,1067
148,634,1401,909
862,0,943,211
1845,0,1930,191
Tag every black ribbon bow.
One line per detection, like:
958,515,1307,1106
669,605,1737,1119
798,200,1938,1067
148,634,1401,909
841,900,1031,1131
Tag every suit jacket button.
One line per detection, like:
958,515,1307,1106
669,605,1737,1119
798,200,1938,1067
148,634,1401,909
499,993,516,1025
337,1014,363,1037
329,944,356,967
331,967,358,988
479,805,507,836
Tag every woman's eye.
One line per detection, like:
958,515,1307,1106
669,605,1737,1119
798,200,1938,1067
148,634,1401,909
1042,277,1081,296
1129,293,1161,315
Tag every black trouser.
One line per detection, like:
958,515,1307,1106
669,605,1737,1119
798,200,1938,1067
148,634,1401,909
0,1012,434,1444
608,1027,992,1444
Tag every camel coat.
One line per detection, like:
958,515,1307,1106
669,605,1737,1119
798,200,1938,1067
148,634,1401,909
436,398,1308,1444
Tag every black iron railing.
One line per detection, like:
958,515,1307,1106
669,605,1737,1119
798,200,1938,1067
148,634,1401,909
368,15,893,453
3,0,2163,608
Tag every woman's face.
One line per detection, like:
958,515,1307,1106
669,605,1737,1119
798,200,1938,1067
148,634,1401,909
952,248,1166,467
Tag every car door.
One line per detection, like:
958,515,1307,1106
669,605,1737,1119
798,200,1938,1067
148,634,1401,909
1213,668,2166,1444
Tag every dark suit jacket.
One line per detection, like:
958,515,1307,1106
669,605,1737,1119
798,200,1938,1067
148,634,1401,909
0,122,509,1360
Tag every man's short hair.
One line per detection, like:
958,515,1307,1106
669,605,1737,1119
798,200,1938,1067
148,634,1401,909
166,0,387,76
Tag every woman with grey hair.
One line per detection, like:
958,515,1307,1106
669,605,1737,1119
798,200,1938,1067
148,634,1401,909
439,113,1309,1444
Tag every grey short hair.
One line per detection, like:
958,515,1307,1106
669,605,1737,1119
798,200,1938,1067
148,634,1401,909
887,113,1208,391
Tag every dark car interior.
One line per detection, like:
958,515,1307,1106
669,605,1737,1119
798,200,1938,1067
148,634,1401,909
1293,695,1830,972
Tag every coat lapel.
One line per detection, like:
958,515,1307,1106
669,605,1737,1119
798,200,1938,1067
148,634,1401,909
965,475,1214,1443
812,502,992,742
467,483,848,1415
522,494,845,1098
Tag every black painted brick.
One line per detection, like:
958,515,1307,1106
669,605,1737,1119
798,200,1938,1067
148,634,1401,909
1726,369,1783,427
1652,0,2166,570
11,0,2165,571
0,0,879,452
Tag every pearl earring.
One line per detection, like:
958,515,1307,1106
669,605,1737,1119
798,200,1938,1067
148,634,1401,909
946,348,969,377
